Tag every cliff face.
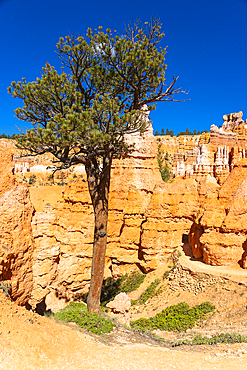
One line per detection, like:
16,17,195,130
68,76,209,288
0,143,15,197
196,159,247,268
155,112,247,269
0,145,34,305
2,111,247,312
28,113,247,311
29,122,201,310
159,111,247,185
30,122,166,310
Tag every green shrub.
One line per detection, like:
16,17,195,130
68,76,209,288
173,332,247,347
120,271,146,293
131,279,161,306
54,302,114,335
29,174,37,185
163,270,170,280
157,144,171,182
99,277,123,304
0,281,11,297
130,301,215,332
81,271,146,305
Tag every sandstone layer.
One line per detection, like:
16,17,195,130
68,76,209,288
29,122,202,310
30,122,166,310
158,111,247,185
2,113,247,312
0,144,15,197
29,114,247,311
0,144,34,305
196,159,247,268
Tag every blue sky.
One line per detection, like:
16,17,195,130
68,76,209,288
1,0,247,135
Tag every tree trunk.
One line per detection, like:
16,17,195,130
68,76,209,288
85,153,112,314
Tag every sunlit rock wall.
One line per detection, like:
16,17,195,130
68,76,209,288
0,145,34,305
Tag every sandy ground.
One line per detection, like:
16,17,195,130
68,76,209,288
3,183,247,369
1,293,247,370
2,266,247,370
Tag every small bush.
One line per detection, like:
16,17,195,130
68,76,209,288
173,332,247,347
54,302,114,335
120,271,146,293
99,277,122,304
163,270,170,280
81,271,146,305
29,174,36,185
131,279,161,306
157,144,171,182
130,301,215,332
0,281,11,297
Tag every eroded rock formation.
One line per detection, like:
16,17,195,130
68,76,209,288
2,111,247,312
28,121,203,311
159,111,247,185
30,122,165,310
29,115,246,311
0,145,34,305
196,159,247,268
31,155,247,311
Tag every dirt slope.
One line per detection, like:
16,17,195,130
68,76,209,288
2,252,247,370
1,289,247,370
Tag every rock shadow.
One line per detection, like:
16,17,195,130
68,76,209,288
181,222,204,262
238,239,247,269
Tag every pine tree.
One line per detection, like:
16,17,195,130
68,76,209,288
8,19,186,314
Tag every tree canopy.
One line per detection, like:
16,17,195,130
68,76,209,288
8,19,185,167
154,128,208,136
0,133,17,139
8,19,186,314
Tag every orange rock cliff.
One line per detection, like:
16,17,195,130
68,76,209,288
0,144,34,305
1,111,247,311
159,111,247,185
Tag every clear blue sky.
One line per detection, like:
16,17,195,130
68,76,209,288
1,0,247,135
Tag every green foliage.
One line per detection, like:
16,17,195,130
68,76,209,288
130,301,215,332
173,332,247,347
154,128,208,137
29,174,36,185
177,128,208,136
0,133,17,139
154,128,174,136
44,310,54,318
161,163,171,182
131,279,161,306
101,271,146,303
99,277,123,304
54,302,114,335
120,271,146,293
80,271,146,305
163,270,170,280
177,128,194,136
157,144,171,182
8,19,185,172
165,129,175,136
0,281,11,297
